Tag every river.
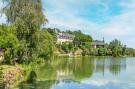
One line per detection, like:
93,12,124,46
18,57,135,89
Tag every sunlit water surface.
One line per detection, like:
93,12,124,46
18,57,135,89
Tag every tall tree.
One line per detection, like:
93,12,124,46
3,0,47,62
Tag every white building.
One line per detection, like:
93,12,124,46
57,33,75,44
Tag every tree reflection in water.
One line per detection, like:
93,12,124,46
18,57,127,89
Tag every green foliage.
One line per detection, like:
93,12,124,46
0,25,19,49
72,31,92,56
60,42,73,54
0,25,20,64
109,39,123,57
73,30,92,47
98,47,107,56
2,0,55,63
125,48,135,57
4,0,45,24
37,30,54,60
45,28,60,43
81,48,89,56
89,48,98,56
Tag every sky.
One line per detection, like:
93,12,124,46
0,0,135,48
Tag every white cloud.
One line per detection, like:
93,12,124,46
81,79,119,86
99,3,135,48
46,11,99,31
0,14,6,24
101,9,135,36
120,0,135,10
101,0,135,37
44,0,108,37
126,37,135,48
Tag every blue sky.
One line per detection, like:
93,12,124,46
0,0,135,48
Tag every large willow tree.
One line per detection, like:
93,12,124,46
2,0,47,62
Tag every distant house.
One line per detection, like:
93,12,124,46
92,38,105,48
57,33,75,44
0,48,5,62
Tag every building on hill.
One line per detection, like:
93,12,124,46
57,33,75,44
92,38,105,48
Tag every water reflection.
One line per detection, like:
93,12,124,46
19,80,56,89
18,57,135,89
109,58,126,75
93,57,127,76
27,70,37,83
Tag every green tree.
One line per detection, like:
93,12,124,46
109,39,123,57
73,30,92,47
3,0,47,62
122,45,126,55
0,24,20,64
37,30,54,60
98,47,107,56
61,42,70,54
45,28,60,43
89,48,98,56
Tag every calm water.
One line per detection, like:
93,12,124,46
18,57,135,89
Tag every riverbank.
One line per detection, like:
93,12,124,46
57,53,132,58
0,62,48,88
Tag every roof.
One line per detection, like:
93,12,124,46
92,40,105,45
57,33,75,40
